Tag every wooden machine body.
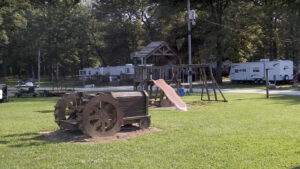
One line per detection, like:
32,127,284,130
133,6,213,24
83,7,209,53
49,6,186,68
111,91,149,125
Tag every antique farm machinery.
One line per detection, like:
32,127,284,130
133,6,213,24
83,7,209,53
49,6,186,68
54,91,150,137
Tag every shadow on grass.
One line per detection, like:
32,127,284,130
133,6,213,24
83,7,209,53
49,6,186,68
9,97,59,103
0,132,51,147
291,167,300,169
0,140,9,144
224,94,300,105
269,95,300,105
36,110,53,113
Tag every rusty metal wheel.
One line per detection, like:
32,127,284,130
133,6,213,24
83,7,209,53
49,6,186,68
82,93,123,137
54,93,84,127
139,117,151,129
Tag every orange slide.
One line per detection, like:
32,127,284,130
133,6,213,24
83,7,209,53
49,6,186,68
151,79,187,111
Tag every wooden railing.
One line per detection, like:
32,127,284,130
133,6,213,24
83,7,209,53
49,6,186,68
134,64,206,83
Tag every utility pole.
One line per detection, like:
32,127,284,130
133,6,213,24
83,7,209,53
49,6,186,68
38,48,41,87
266,69,269,98
187,0,193,93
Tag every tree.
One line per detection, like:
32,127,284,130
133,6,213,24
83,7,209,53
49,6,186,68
0,0,28,80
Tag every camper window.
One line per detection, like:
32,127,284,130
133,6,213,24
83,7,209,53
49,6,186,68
235,69,246,73
253,67,260,72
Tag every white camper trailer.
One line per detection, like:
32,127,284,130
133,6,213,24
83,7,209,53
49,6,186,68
79,64,135,80
230,59,293,83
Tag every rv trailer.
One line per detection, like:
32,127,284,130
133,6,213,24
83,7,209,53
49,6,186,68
230,59,293,83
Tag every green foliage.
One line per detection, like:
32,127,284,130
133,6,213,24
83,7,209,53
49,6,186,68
0,0,299,82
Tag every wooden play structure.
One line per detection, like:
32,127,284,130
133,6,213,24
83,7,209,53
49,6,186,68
132,41,227,107
199,65,227,102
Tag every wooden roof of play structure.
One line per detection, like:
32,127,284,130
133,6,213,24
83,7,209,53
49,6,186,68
131,41,179,61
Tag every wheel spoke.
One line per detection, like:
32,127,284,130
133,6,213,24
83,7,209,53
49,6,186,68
67,102,75,110
100,109,110,127
88,113,99,121
93,120,102,132
109,110,117,124
88,105,100,120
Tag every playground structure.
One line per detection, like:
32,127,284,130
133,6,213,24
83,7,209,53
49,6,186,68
131,41,226,103
199,65,227,102
134,64,227,103
54,91,150,137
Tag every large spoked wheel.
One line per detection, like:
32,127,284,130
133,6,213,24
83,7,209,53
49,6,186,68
54,93,82,127
82,94,123,137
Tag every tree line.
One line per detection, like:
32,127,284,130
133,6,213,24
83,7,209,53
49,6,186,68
0,0,299,83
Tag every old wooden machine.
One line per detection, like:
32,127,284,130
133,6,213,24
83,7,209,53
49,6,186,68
54,91,150,137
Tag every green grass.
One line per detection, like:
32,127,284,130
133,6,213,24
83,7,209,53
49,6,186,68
0,94,300,169
192,81,300,91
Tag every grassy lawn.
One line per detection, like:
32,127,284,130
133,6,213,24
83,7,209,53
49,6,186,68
220,82,300,91
0,94,299,169
191,81,300,91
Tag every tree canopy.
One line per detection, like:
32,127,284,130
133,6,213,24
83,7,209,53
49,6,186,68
0,0,299,82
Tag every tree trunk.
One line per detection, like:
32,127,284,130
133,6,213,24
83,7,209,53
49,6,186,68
1,48,7,82
32,65,35,79
43,60,46,76
51,64,55,82
216,60,223,84
216,37,223,84
56,63,59,82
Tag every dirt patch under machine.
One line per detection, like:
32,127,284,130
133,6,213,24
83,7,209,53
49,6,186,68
39,125,162,143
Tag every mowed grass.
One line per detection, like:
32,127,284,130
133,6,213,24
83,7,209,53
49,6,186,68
193,81,300,91
0,94,299,169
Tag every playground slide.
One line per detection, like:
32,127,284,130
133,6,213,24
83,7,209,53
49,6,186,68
151,79,187,111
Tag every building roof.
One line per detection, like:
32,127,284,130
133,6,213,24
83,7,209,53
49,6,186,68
131,41,178,60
